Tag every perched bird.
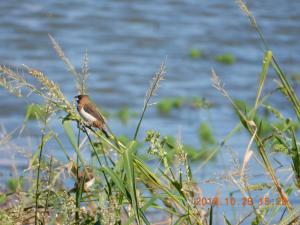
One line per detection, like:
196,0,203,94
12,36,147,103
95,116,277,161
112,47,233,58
67,161,95,193
74,94,110,138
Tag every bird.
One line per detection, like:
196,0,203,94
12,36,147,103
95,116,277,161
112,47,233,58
67,161,95,193
74,94,110,138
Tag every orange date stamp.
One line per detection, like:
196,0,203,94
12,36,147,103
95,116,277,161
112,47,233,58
193,197,288,207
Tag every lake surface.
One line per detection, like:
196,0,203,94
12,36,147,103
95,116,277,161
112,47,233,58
0,0,300,222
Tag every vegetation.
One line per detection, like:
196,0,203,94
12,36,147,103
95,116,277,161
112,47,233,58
156,97,212,115
0,1,299,224
189,48,203,59
214,53,235,65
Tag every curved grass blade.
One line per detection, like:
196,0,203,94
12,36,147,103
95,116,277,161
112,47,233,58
123,141,141,224
254,50,272,112
223,214,232,225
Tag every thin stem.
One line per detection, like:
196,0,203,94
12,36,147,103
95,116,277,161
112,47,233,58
35,132,45,225
35,104,51,225
83,126,102,166
88,126,124,158
83,126,111,195
43,155,53,224
75,126,81,224
133,107,147,140
133,60,166,140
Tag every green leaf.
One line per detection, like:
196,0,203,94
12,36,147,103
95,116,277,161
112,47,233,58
272,143,289,154
223,215,232,225
123,141,141,224
174,215,189,225
291,128,300,188
254,51,272,111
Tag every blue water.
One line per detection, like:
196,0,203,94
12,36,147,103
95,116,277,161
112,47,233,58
0,0,300,223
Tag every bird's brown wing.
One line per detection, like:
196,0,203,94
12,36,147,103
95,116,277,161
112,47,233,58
83,103,106,124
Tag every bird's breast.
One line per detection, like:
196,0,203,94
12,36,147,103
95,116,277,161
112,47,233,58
79,107,97,123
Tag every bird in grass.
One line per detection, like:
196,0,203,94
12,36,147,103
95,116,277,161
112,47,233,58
74,94,110,138
68,162,95,193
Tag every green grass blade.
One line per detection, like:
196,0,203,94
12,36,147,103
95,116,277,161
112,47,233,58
290,128,300,188
173,215,189,225
133,156,203,222
223,215,232,225
271,58,300,121
209,205,213,225
254,51,272,112
278,206,300,225
123,141,141,224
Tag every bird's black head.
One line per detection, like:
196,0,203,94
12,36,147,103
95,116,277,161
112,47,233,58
74,94,88,103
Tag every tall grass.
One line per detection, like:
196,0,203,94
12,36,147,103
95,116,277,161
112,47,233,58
0,1,299,224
